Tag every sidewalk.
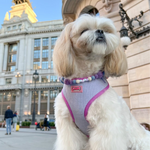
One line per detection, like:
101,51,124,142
0,128,57,150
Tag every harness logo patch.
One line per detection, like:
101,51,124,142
71,86,83,93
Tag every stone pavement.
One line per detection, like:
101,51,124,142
0,128,57,150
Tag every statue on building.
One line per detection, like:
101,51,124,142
12,0,32,9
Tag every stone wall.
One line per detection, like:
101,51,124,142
62,0,150,124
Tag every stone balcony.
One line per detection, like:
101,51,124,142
24,82,63,90
0,84,22,91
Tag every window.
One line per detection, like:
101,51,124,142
8,66,16,72
9,54,16,63
42,61,48,69
50,102,54,114
13,25,17,30
40,91,48,115
51,37,57,47
7,44,17,72
42,50,48,58
34,39,40,47
40,103,47,115
9,44,17,52
50,90,58,99
0,92,16,115
50,76,57,82
7,27,11,31
31,91,38,114
43,38,49,47
33,62,40,70
6,78,12,84
41,91,48,101
34,50,40,59
18,24,22,29
41,76,48,83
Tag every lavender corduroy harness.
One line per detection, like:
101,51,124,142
62,77,109,136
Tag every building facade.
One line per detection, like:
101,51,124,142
62,0,150,124
0,1,63,122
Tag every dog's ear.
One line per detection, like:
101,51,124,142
104,42,128,77
53,23,74,77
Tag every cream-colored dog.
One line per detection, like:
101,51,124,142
53,14,150,150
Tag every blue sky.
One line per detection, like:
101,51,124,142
0,0,62,27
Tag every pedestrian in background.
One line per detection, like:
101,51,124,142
46,113,49,126
44,114,47,131
13,111,18,132
4,106,13,135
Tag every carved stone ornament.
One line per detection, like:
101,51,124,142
102,0,113,13
63,16,74,25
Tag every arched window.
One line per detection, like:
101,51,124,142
80,6,99,16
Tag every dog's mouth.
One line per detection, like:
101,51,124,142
95,35,106,43
96,37,104,42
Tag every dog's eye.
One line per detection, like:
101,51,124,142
81,29,88,35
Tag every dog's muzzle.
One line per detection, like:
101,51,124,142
95,30,106,43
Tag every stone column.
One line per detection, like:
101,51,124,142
3,43,8,71
16,41,20,70
31,39,34,70
20,89,24,121
29,90,32,115
48,75,51,82
48,37,51,68
39,76,41,83
18,39,25,70
26,38,32,70
40,38,42,69
47,90,50,114
38,90,41,114
0,43,4,72
49,90,51,114
15,91,21,116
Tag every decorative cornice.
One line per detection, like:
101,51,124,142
0,27,63,38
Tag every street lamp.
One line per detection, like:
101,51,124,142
32,70,39,125
15,72,21,84
119,3,150,49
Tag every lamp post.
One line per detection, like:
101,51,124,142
32,70,39,125
15,72,21,84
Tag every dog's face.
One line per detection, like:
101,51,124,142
53,14,127,78
70,15,119,59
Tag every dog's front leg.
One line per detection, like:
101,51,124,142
54,94,88,150
88,122,128,150
86,96,128,150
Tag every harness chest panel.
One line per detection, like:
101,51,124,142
62,77,109,136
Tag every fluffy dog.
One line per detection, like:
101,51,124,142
53,14,150,150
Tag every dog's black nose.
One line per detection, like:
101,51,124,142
96,30,103,35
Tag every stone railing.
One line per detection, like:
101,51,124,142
24,82,63,90
0,84,22,91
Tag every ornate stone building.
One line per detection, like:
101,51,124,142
0,1,63,122
62,0,150,124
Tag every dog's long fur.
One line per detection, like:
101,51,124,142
53,15,150,150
